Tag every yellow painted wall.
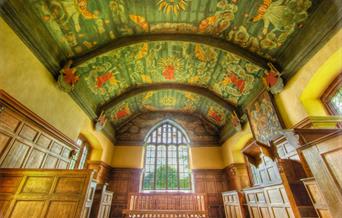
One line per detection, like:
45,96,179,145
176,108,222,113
190,147,225,169
275,29,342,128
221,124,252,166
111,146,144,168
0,18,114,164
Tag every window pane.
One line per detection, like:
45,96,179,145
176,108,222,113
142,121,191,191
156,145,167,189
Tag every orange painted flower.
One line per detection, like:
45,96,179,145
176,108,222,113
162,65,175,80
63,67,79,86
96,72,112,88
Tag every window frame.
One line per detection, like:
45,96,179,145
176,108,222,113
321,73,342,116
142,120,192,192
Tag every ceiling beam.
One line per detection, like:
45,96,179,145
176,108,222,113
98,83,237,114
115,110,220,132
71,33,271,69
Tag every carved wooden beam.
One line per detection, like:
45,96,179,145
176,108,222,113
98,83,237,114
71,34,271,69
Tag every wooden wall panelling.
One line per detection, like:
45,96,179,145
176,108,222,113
0,90,79,170
222,190,247,218
272,135,318,217
90,183,113,218
243,184,295,218
302,177,332,218
0,169,95,218
107,168,142,218
296,129,342,216
192,169,228,218
87,161,111,184
224,163,250,191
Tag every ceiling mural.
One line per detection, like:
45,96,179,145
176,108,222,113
106,90,232,128
3,0,332,144
74,41,266,106
27,0,312,59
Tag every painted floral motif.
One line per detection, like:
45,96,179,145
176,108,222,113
198,0,238,35
75,41,266,105
157,0,188,15
108,90,232,128
158,57,184,81
112,103,131,121
29,0,313,59
207,106,226,126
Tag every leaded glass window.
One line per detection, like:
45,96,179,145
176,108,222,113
142,120,191,191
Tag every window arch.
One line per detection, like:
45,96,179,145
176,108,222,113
142,120,192,191
321,73,342,116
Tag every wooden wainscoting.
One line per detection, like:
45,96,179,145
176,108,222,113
296,128,342,216
243,183,295,218
302,177,332,218
222,190,247,218
0,168,95,218
0,90,78,169
193,169,228,218
107,168,142,218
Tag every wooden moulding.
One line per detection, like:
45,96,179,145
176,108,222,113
241,140,274,167
0,90,78,150
87,160,112,184
223,163,250,191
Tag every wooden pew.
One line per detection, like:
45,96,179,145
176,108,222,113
0,168,96,218
122,192,209,218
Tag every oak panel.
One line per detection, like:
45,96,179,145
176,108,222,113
36,134,52,149
0,109,21,132
25,148,45,168
43,155,58,169
1,140,30,168
10,200,44,218
321,148,342,190
0,132,11,155
45,201,78,218
18,124,38,142
54,177,84,194
58,160,68,169
21,176,53,194
50,142,63,155
0,176,22,194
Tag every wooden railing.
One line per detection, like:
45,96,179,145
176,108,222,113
122,192,208,218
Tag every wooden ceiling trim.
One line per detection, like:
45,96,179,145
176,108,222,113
98,83,237,114
115,110,219,133
71,34,271,69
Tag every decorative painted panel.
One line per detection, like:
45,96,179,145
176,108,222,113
26,0,312,59
75,41,266,106
106,90,231,128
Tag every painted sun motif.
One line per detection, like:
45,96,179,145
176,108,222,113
157,0,188,15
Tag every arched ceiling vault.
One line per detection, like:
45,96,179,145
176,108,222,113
98,83,236,113
71,34,270,69
1,0,338,142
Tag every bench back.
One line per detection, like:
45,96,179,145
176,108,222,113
127,192,208,211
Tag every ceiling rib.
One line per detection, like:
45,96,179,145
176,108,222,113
98,83,237,114
71,33,271,69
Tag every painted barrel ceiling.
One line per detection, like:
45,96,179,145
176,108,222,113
106,90,231,128
1,0,325,142
27,0,312,60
